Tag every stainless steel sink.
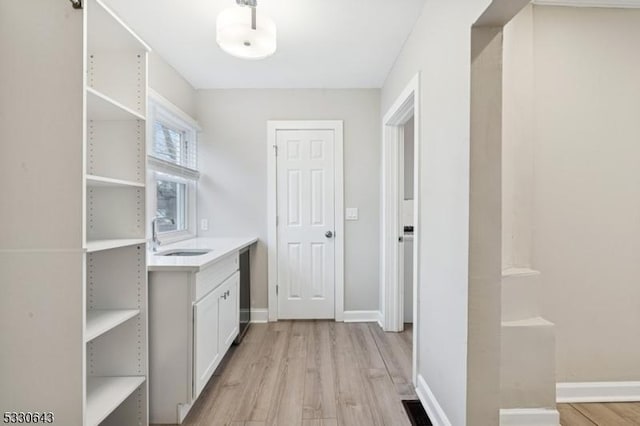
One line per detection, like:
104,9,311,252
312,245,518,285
155,249,212,257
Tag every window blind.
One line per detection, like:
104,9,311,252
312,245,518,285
151,121,198,172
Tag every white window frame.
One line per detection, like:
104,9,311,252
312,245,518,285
147,89,201,245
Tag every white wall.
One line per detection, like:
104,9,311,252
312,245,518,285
404,116,415,200
530,6,640,382
502,4,535,271
381,0,497,424
195,89,381,312
148,51,197,119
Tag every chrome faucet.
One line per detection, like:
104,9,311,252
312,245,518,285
151,217,175,252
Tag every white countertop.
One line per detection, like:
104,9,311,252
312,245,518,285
147,237,258,272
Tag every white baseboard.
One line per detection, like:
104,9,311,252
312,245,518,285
557,381,640,403
500,408,559,426
416,374,452,426
343,310,382,323
250,309,269,323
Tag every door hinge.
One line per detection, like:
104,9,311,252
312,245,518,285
273,144,278,156
276,215,279,226
276,285,279,295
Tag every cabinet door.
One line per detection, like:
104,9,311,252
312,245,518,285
193,287,220,398
219,272,239,351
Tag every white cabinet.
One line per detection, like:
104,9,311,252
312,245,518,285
218,272,240,351
149,253,240,424
193,271,239,397
194,286,220,397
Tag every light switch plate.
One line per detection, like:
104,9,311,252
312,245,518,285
200,219,209,231
345,208,359,221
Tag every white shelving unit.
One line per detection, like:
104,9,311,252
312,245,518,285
84,1,150,424
1,1,150,424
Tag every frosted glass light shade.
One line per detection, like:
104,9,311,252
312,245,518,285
216,7,277,60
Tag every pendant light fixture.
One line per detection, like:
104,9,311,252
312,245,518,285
216,0,277,60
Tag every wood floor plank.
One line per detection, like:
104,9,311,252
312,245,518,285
183,332,264,426
226,326,279,422
302,419,338,426
368,323,416,399
266,321,308,426
332,323,377,426
303,321,338,419
191,325,271,425
347,323,386,370
401,324,413,345
573,403,638,426
241,322,293,422
607,402,640,423
557,404,596,426
266,356,307,425
360,368,411,426
183,327,270,425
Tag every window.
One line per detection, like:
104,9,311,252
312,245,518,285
148,92,200,243
156,178,186,232
153,121,197,170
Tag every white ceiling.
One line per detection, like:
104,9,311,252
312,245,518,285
102,0,426,89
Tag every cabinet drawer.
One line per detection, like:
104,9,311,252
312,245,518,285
195,253,239,301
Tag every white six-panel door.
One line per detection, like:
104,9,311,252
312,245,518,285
276,129,336,319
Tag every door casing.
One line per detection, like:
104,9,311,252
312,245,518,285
381,73,421,386
267,120,344,322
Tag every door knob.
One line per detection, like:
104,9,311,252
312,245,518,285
325,230,334,238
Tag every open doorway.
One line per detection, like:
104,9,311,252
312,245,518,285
401,116,415,327
381,73,420,385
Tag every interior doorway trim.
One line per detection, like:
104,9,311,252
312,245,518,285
266,120,345,322
381,73,420,384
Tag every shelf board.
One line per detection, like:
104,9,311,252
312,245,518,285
86,376,146,426
85,309,140,342
86,175,145,188
86,239,146,253
88,0,151,53
87,87,145,121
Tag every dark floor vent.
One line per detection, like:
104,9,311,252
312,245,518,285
402,399,433,426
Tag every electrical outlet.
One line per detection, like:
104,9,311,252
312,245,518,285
200,219,209,231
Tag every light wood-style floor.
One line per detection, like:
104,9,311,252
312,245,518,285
559,403,640,425
180,321,415,426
